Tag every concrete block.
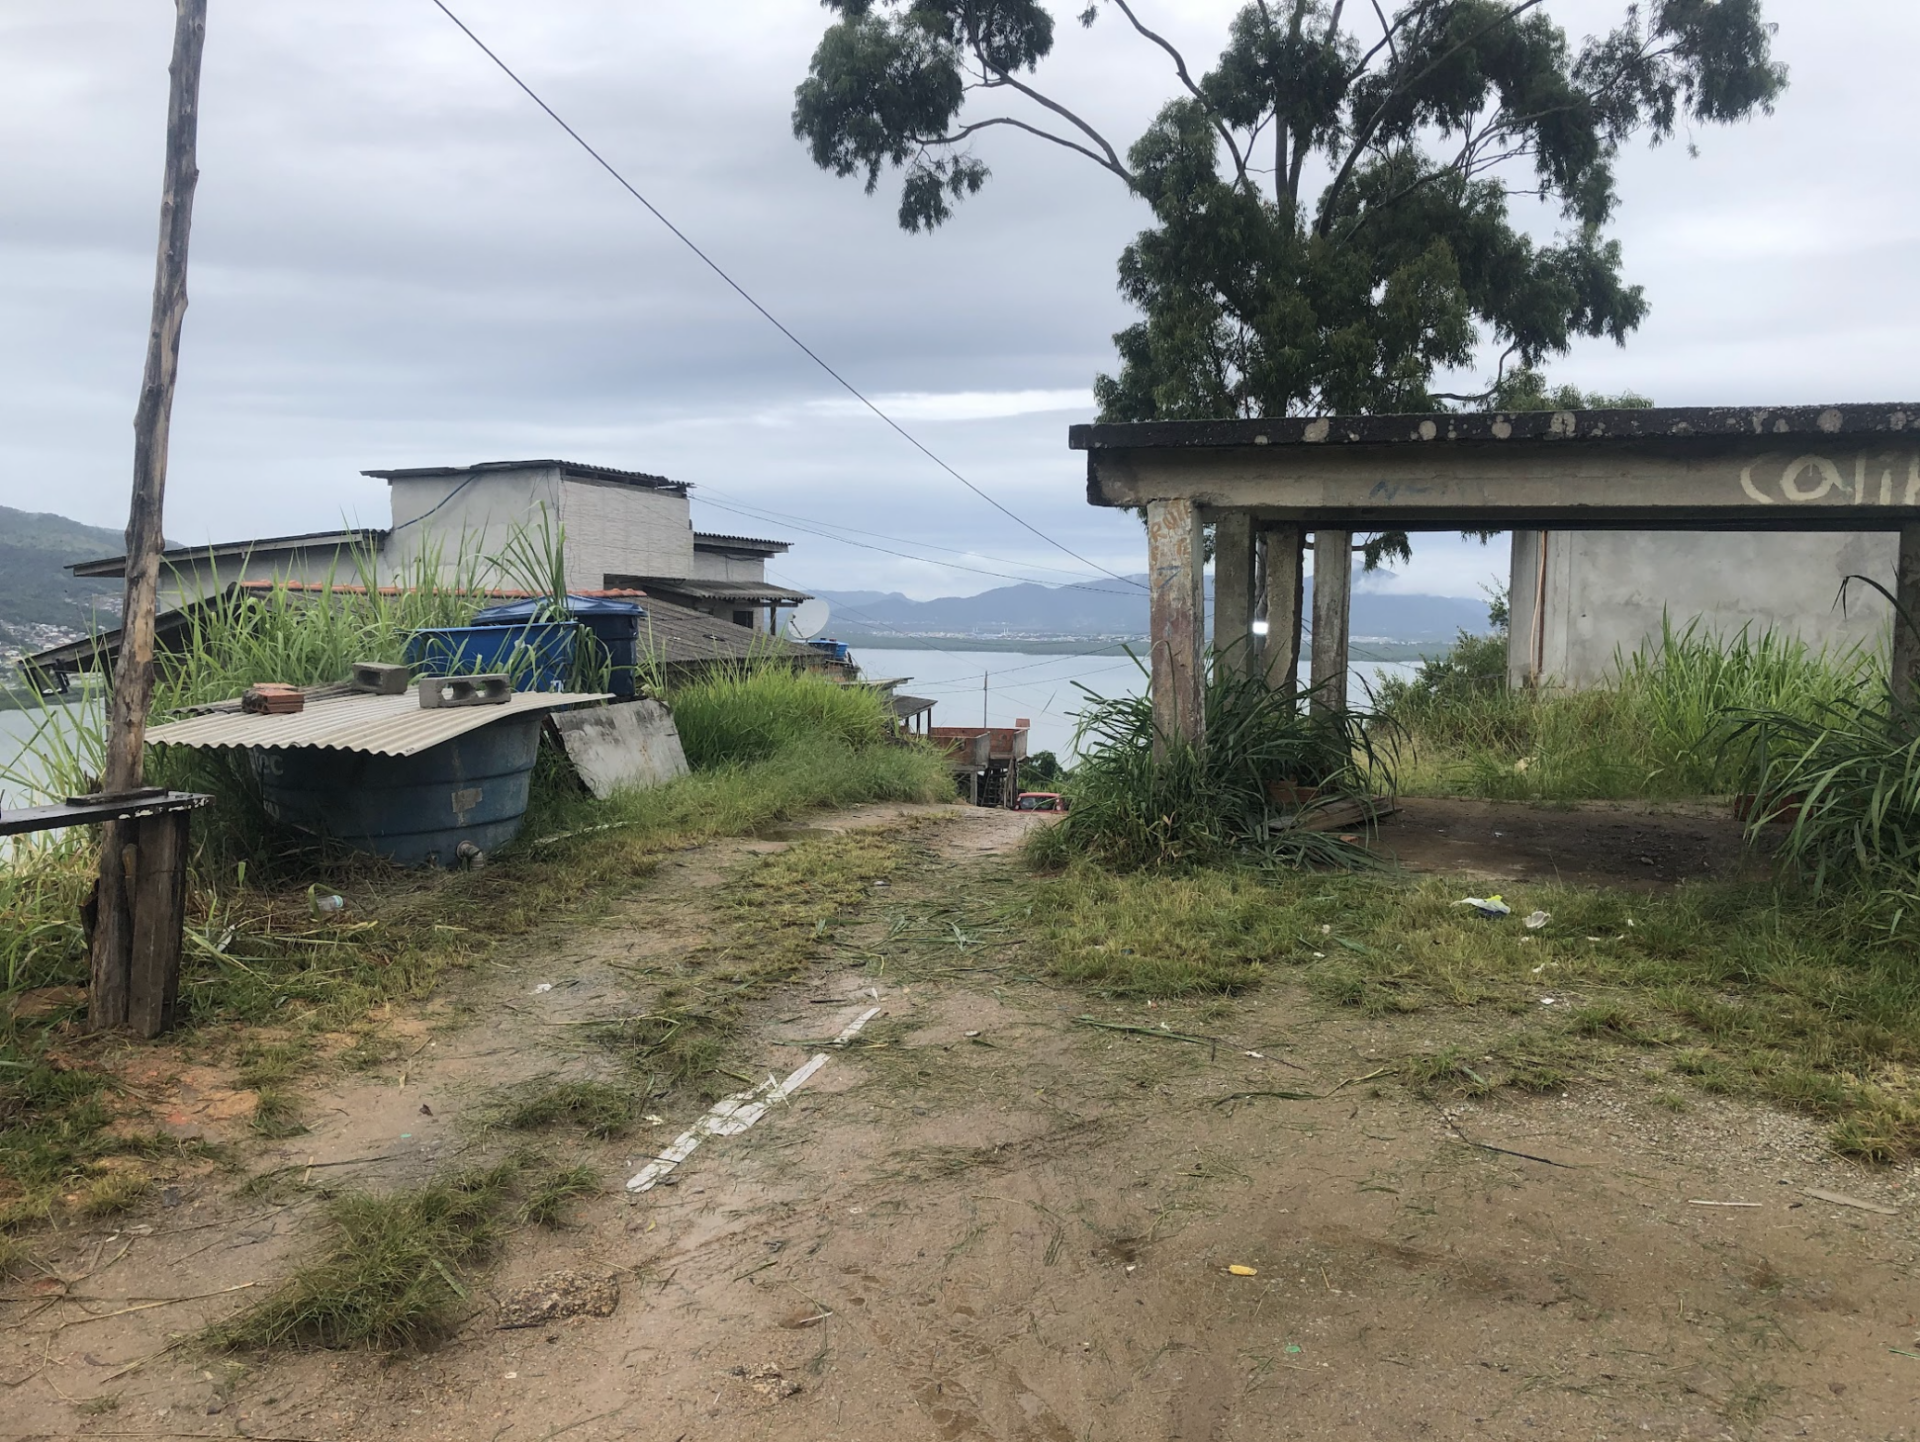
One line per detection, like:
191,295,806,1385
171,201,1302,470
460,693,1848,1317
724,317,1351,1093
419,674,512,709
353,661,411,695
549,697,690,799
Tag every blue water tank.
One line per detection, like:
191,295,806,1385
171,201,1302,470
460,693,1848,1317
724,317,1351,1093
405,621,581,693
470,596,646,698
253,716,541,867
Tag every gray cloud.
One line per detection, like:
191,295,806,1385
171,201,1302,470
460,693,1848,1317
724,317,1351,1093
2,1,1915,601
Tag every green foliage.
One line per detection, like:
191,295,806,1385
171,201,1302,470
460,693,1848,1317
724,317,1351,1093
1381,619,1874,800
0,504,123,639
665,665,896,768
793,1,1784,415
493,1079,636,1139
1018,749,1066,791
1029,659,1390,870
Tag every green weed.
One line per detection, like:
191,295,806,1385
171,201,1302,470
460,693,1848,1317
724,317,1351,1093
495,1080,635,1139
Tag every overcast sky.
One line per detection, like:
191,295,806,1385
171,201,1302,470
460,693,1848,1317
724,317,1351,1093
3,1,1916,603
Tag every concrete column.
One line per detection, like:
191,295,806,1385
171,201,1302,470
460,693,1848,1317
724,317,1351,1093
1261,524,1304,696
1309,530,1352,715
1147,497,1205,753
1212,512,1256,676
1894,522,1920,721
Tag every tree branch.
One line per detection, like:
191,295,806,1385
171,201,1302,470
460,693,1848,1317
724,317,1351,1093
927,115,1130,172
1108,0,1254,193
972,52,1132,183
1318,0,1547,237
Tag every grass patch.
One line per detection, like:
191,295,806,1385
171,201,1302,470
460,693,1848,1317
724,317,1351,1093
667,665,896,768
494,1079,635,1139
210,1150,594,1352
1014,862,1920,1158
594,827,926,1097
1380,619,1874,801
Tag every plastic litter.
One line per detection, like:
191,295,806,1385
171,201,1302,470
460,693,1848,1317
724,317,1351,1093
1524,910,1551,930
1455,894,1511,918
309,890,344,916
531,982,554,994
1227,1264,1258,1277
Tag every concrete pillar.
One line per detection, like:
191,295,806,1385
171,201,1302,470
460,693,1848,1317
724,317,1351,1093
1309,530,1352,715
1146,497,1205,753
1212,512,1256,676
1894,522,1920,721
1261,524,1304,696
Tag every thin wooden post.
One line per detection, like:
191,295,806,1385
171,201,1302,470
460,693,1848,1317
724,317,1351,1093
1308,530,1352,716
1146,497,1205,753
1212,512,1256,676
1893,522,1920,723
91,0,206,1033
127,810,190,1038
1261,524,1304,697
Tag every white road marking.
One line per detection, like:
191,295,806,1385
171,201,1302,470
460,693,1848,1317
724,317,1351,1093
625,1003,882,1192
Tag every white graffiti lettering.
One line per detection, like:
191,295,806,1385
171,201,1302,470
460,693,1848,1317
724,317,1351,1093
1739,452,1920,505
1780,455,1845,502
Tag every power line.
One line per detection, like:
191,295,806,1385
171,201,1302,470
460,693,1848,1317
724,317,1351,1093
427,0,1146,593
696,483,1135,589
702,496,1140,595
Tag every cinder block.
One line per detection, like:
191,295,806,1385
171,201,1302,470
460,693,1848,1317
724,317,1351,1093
353,661,411,695
418,674,512,709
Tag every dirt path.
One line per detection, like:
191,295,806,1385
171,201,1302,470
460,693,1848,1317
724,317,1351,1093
4,804,1917,1441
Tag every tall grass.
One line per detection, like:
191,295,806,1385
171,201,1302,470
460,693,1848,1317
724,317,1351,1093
665,664,894,768
1030,660,1391,871
1380,619,1875,800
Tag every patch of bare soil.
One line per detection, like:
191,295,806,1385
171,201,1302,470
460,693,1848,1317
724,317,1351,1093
6,802,1916,1442
1378,797,1752,890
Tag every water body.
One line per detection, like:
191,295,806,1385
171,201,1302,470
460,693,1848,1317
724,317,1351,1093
0,700,99,806
850,646,1418,761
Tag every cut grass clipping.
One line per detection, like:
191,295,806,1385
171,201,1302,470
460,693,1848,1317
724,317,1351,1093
212,1152,595,1352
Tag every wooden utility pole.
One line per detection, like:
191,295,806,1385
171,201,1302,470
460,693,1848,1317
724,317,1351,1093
90,0,208,1032
1308,531,1352,716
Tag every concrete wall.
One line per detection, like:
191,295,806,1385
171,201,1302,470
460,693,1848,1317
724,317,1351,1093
1508,529,1894,688
381,466,696,590
560,476,692,588
155,546,376,613
383,466,567,586
689,549,769,583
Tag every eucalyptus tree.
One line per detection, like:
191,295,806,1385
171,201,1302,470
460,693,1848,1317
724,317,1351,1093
793,0,1784,423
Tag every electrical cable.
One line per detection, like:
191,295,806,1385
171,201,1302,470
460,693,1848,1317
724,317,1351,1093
426,0,1146,593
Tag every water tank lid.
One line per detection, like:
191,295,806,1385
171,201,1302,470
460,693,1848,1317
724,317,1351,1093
471,594,646,624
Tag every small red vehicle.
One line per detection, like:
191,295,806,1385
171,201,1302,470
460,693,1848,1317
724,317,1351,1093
1014,792,1070,813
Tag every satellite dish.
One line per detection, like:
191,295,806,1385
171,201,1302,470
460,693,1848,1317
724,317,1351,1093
785,598,831,641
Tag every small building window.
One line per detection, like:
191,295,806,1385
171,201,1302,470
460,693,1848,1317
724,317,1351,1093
732,609,755,628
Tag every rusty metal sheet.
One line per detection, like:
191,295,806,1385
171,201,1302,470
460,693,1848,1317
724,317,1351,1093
144,689,610,758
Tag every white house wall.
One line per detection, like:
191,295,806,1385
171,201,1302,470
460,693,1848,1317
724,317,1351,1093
383,466,568,587
688,550,769,584
1508,529,1893,688
559,477,691,588
155,548,378,613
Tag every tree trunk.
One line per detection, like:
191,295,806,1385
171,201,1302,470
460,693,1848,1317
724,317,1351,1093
90,0,207,1033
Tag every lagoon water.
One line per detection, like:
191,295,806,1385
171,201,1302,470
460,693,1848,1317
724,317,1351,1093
848,646,1418,760
0,701,98,806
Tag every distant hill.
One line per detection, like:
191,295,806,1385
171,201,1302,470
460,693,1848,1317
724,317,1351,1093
811,572,1490,643
0,505,126,662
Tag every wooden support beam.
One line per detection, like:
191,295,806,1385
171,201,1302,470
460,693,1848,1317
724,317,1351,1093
91,0,206,1034
127,809,190,1039
1261,524,1304,696
1309,530,1352,715
1894,522,1920,722
1147,497,1205,752
1212,512,1256,676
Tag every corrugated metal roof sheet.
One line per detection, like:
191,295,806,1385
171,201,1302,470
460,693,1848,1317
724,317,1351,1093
610,578,811,604
145,690,610,758
691,532,790,553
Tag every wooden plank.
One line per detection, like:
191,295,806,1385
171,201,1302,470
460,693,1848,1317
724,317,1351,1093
1211,512,1256,676
127,808,190,1039
1261,523,1304,695
0,791,210,839
1147,497,1205,752
1309,531,1352,715
1894,521,1920,722
92,0,207,1034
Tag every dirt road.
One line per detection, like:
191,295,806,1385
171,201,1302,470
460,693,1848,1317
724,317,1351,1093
4,805,1916,1441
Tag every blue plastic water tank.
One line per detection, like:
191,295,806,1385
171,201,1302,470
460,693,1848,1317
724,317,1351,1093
252,715,541,867
469,596,646,699
404,621,581,693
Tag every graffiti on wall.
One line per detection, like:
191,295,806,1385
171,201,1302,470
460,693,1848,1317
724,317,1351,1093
1740,452,1920,506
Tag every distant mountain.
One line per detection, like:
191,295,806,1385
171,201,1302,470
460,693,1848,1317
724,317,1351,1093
811,572,1490,644
0,505,126,662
